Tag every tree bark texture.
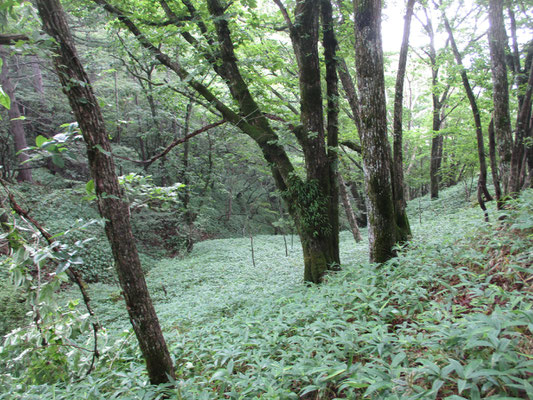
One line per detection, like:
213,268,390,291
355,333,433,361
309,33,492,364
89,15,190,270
353,0,397,263
512,58,533,192
321,0,340,273
488,0,513,194
35,0,175,384
339,174,362,242
0,50,33,183
391,0,414,241
487,119,503,207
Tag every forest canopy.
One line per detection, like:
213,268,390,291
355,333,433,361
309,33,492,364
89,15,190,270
0,0,532,398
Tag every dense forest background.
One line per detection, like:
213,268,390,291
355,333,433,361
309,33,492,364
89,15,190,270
0,0,532,398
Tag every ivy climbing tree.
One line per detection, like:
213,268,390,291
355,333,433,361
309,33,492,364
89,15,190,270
90,0,341,283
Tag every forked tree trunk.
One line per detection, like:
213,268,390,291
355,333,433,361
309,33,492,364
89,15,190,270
0,51,33,183
488,0,513,195
353,0,397,263
511,60,533,192
35,0,175,384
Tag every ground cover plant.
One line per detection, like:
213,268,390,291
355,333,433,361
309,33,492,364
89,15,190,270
0,185,532,399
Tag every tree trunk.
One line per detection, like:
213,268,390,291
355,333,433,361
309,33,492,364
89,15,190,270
430,133,444,198
339,174,362,242
94,0,340,283
353,0,397,263
443,14,493,205
421,10,448,200
391,0,414,241
35,0,175,384
0,50,33,183
487,119,503,207
511,58,533,193
348,180,367,226
488,0,513,194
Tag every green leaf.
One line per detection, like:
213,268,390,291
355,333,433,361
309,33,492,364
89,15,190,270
94,144,111,156
51,154,65,168
0,87,10,110
457,379,467,394
432,379,444,394
391,352,406,368
86,179,95,195
55,261,71,274
210,368,228,382
35,135,48,147
363,381,391,397
10,115,25,121
322,368,346,381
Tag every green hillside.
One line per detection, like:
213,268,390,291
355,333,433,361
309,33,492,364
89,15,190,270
2,186,531,399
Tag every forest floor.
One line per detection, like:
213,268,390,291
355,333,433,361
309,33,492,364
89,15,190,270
1,185,532,399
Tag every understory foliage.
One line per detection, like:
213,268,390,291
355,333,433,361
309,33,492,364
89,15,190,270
1,185,532,399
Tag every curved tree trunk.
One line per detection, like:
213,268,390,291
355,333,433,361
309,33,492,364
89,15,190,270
443,14,493,206
353,0,397,263
35,0,175,384
93,0,340,283
421,9,449,200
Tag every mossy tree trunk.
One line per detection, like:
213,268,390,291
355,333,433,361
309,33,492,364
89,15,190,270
271,0,341,281
353,0,397,263
93,0,341,283
35,0,175,384
488,0,514,195
391,0,414,242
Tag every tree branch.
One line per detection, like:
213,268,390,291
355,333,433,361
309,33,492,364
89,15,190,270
114,119,226,167
0,34,30,45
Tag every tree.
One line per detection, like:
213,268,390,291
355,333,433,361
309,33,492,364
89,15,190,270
352,0,398,262
92,0,340,283
391,0,415,239
339,172,362,242
34,0,175,384
417,8,451,199
0,49,33,182
441,7,493,217
487,0,512,196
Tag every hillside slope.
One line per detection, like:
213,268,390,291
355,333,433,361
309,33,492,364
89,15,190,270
1,186,532,399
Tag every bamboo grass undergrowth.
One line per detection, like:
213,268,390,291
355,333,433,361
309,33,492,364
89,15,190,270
1,185,532,399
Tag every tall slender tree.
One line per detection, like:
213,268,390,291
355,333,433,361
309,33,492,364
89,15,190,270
392,0,415,240
418,8,451,199
441,9,493,215
35,0,175,384
353,0,398,262
488,0,513,195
